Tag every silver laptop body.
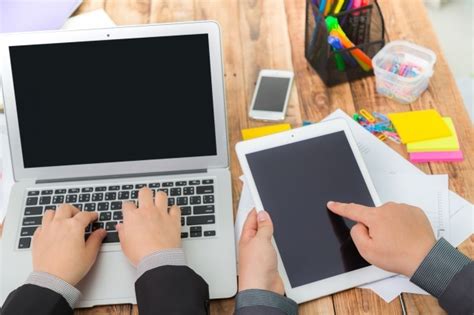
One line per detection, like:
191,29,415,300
0,21,237,307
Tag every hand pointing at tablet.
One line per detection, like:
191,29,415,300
327,201,436,277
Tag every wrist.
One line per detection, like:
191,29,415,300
405,239,437,277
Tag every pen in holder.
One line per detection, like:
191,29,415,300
305,0,386,86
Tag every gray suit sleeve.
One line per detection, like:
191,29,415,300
410,238,473,314
234,289,298,315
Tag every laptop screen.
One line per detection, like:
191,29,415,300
9,34,217,168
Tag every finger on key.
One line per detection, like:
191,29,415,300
138,187,154,208
55,204,79,220
154,191,168,211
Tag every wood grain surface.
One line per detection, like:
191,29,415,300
1,0,472,314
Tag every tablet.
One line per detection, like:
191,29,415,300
236,119,393,303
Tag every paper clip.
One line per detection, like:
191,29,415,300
359,109,376,123
377,133,387,141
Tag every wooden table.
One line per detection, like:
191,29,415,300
1,0,472,314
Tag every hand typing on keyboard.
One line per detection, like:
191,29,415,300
31,204,107,286
116,188,182,266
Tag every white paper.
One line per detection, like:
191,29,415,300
61,9,116,30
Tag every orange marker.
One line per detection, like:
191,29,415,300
329,30,372,71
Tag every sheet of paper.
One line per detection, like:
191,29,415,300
360,275,427,302
61,9,116,30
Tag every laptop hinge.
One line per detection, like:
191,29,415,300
36,169,208,184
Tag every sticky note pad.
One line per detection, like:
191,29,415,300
241,123,291,140
388,109,452,144
409,150,464,163
407,117,460,152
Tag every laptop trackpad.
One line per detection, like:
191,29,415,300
76,250,136,306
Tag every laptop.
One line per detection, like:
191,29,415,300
0,21,237,307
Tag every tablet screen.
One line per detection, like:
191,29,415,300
246,131,373,288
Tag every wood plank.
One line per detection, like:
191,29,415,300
105,0,150,25
73,0,106,15
333,288,403,315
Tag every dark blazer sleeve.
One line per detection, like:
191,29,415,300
1,284,72,315
135,265,210,315
438,262,474,314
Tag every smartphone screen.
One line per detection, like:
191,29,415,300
253,76,291,112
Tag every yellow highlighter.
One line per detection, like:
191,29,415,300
241,124,291,140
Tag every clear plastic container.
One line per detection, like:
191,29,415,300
372,40,436,104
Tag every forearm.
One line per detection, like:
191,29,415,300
135,248,210,315
410,238,473,314
234,289,298,315
1,272,78,314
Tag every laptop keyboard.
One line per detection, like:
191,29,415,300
18,178,216,249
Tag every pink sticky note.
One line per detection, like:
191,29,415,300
409,150,464,163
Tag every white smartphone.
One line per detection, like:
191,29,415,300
249,69,294,121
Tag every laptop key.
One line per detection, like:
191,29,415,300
168,198,175,206
194,205,215,215
23,216,42,226
181,217,185,226
28,191,40,196
21,226,38,237
106,221,117,231
66,195,78,203
39,196,51,205
103,232,119,243
203,179,214,184
183,187,194,195
176,181,187,186
187,215,215,226
52,195,64,204
95,186,107,192
170,188,181,196
162,182,174,187
203,195,214,204
92,222,104,231
100,211,112,221
105,192,117,201
122,184,133,190
149,183,160,188
72,204,83,211
111,201,122,210
79,194,91,202
41,190,53,195
190,196,201,205
204,230,216,237
44,205,57,211
181,232,189,238
18,237,32,249
113,211,123,220
26,197,38,206
54,189,66,194
190,226,202,237
82,187,93,193
177,197,188,206
158,188,169,195
180,206,192,215
135,184,146,189
68,188,80,193
118,191,130,200
197,186,214,194
92,193,104,202
108,185,120,191
189,180,200,185
131,190,139,199
25,206,43,216
84,203,96,211
98,202,110,211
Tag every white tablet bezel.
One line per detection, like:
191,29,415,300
236,119,393,304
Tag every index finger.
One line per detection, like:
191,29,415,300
55,204,80,220
327,201,372,225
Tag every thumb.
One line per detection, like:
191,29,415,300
350,223,371,255
85,228,107,261
256,210,274,240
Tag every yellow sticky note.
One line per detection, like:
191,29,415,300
407,117,460,152
388,109,452,144
241,123,291,140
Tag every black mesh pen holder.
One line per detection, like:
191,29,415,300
305,0,386,86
